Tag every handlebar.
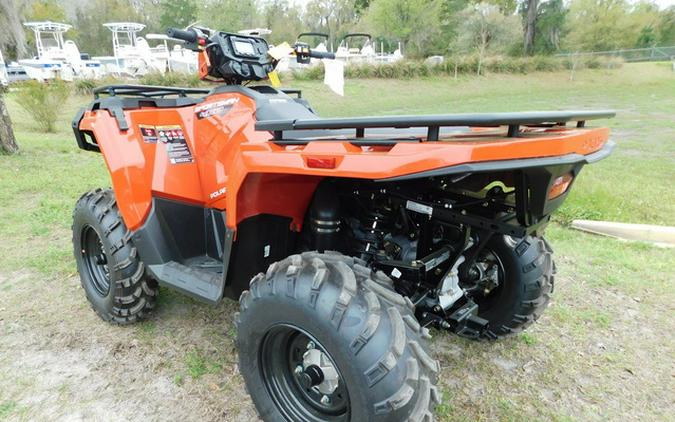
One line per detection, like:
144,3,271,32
309,50,336,60
166,28,198,43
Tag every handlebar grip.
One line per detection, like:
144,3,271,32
166,28,198,43
310,50,336,60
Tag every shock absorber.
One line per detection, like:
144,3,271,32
357,206,393,261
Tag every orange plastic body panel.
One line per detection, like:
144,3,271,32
78,91,611,232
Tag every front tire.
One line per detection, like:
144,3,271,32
72,189,158,324
236,252,441,421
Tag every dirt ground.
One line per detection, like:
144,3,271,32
1,239,673,421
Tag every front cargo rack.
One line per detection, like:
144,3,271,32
256,110,616,144
93,84,212,99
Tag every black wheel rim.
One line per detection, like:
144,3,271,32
259,324,350,422
81,225,110,296
462,248,506,312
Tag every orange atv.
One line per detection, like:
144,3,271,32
71,26,614,421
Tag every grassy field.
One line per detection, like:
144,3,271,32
0,62,673,421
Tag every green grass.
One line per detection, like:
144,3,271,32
0,62,673,421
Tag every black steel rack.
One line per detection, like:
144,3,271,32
256,110,616,144
93,84,212,99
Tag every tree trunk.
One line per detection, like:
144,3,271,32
523,0,538,56
0,95,18,154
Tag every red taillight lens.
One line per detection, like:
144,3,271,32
548,173,574,200
306,157,337,169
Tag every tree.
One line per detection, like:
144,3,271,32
159,0,198,30
534,0,567,53
73,0,144,57
522,0,538,55
453,4,521,72
0,0,29,60
305,0,360,48
26,0,66,22
0,95,18,154
261,0,304,45
564,0,627,51
366,0,443,58
198,0,258,33
657,6,675,45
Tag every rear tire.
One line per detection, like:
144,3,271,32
236,252,441,421
72,189,158,324
473,235,555,340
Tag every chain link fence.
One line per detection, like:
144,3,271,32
557,46,675,63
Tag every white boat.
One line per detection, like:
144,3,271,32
335,33,403,65
20,22,103,81
6,62,31,83
146,33,198,74
95,23,165,77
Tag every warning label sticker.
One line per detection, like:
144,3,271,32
195,98,239,119
139,125,158,143
156,125,194,164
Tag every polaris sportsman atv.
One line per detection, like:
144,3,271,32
71,26,615,421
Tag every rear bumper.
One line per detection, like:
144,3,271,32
377,140,615,182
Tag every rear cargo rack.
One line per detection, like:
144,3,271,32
256,110,616,143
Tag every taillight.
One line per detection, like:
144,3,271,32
548,173,574,200
306,157,337,169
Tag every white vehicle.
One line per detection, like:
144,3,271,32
0,51,8,86
335,33,403,65
96,23,165,77
146,33,198,74
335,33,375,63
20,22,103,81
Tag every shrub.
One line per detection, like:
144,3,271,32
139,71,204,88
290,55,623,81
15,80,71,132
74,79,97,95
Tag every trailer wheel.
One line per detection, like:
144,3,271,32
72,189,158,325
236,252,441,422
468,235,555,340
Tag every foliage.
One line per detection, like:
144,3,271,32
139,71,204,87
14,80,71,133
198,0,258,32
25,0,66,22
159,0,198,30
657,6,675,45
2,0,673,64
73,0,145,57
564,0,662,52
533,0,567,54
0,0,29,59
452,3,521,73
304,0,360,48
261,0,305,46
365,0,443,58
292,55,623,80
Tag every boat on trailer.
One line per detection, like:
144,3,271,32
335,33,403,64
96,23,165,77
146,33,198,74
20,21,103,81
